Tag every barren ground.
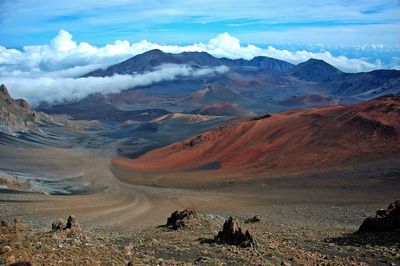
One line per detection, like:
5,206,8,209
0,138,399,265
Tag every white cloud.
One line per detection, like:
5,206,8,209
2,64,229,106
51,29,77,52
0,29,392,105
0,29,385,78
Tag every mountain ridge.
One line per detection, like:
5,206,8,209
83,49,295,77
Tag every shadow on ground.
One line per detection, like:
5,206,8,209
326,230,400,248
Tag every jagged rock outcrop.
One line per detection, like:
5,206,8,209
166,208,200,230
215,217,255,247
357,200,400,233
0,84,56,135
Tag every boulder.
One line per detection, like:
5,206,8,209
245,215,261,223
166,208,199,230
357,200,400,233
52,219,66,230
215,217,255,247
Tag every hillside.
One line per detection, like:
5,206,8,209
113,95,400,176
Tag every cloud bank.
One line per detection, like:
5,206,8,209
2,64,228,105
0,29,392,105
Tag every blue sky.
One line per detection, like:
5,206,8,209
0,0,399,47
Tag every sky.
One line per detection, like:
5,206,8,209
0,0,399,47
0,0,399,105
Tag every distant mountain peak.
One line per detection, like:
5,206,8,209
291,58,342,82
301,58,340,69
305,58,324,63
146,48,163,53
141,49,166,56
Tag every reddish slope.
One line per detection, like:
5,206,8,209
113,96,400,176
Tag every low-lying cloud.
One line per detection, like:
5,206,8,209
3,64,229,106
0,29,394,105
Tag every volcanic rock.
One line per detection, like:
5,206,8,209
245,215,262,223
65,215,79,229
9,261,32,266
357,200,400,233
166,208,200,230
52,219,66,230
51,215,80,231
215,217,255,247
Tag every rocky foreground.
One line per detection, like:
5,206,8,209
1,202,400,265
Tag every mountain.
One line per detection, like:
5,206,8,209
113,95,400,177
291,59,400,97
84,49,294,77
45,51,400,123
291,58,343,82
0,84,54,135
